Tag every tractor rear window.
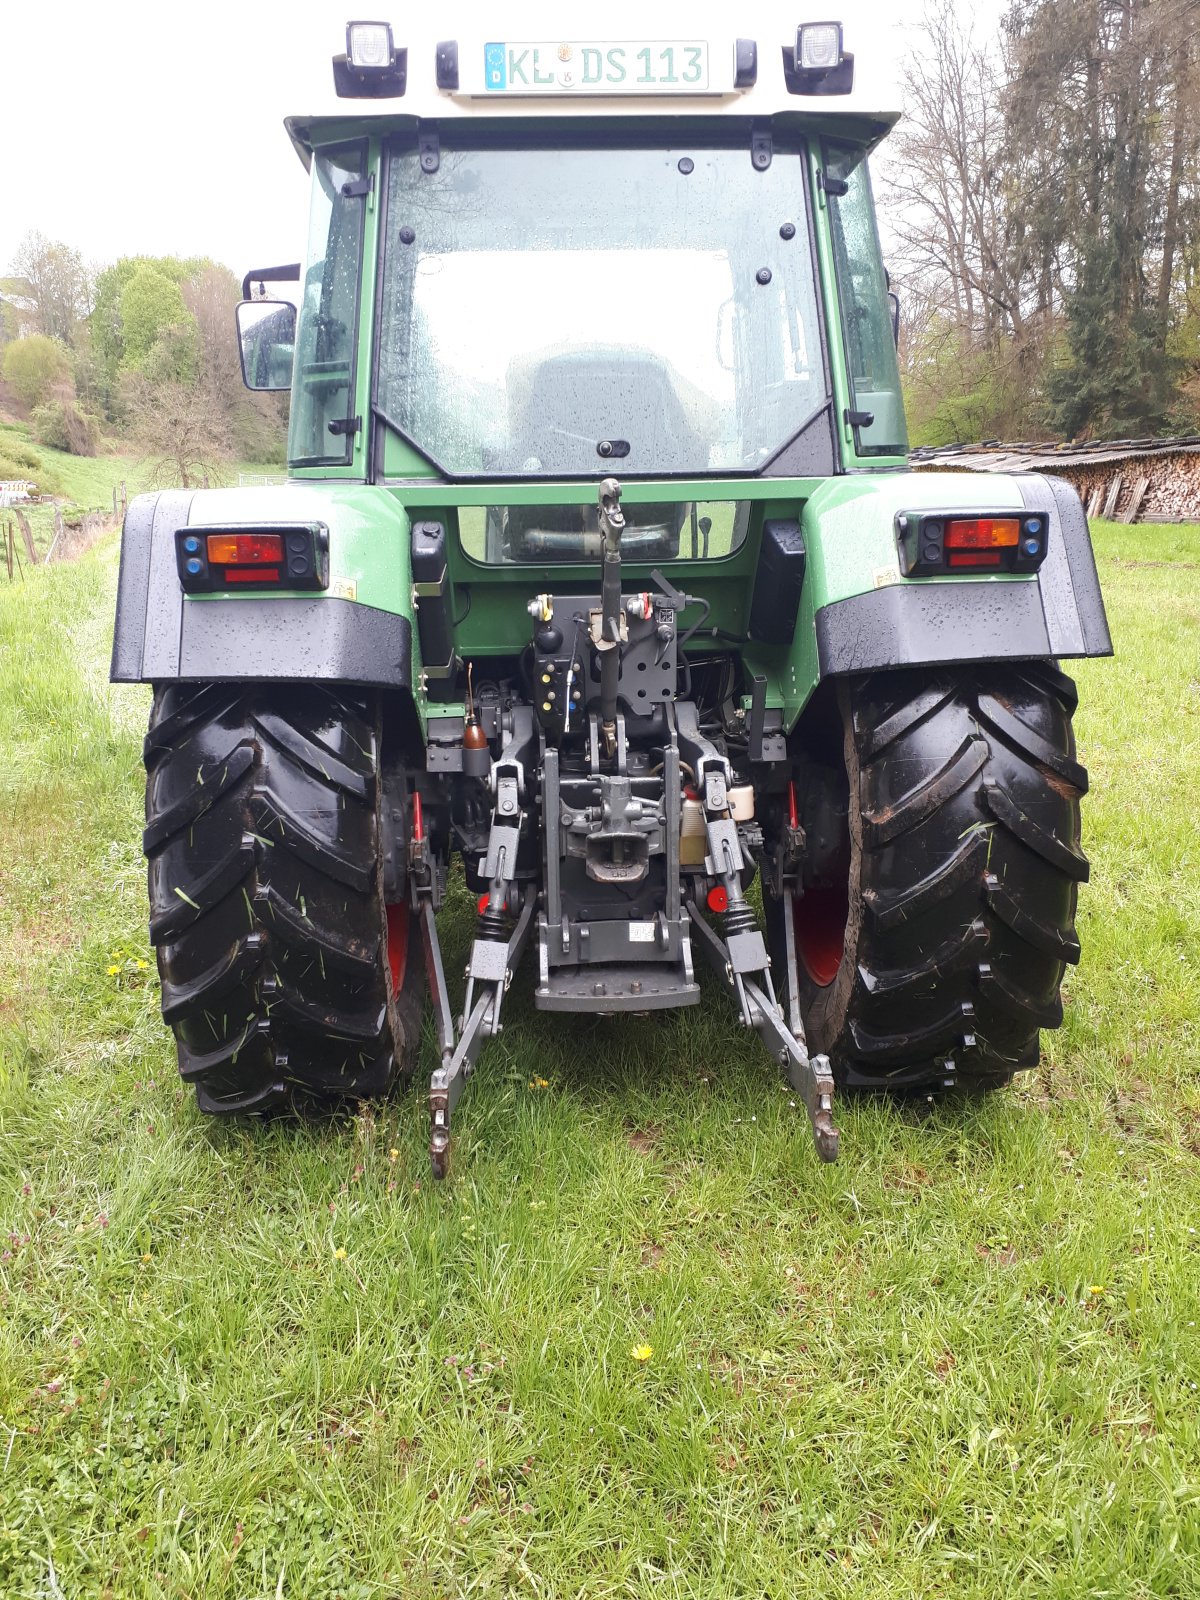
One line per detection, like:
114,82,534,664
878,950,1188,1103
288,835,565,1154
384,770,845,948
376,140,827,479
457,500,749,565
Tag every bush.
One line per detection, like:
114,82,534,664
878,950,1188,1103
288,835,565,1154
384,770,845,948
30,398,100,456
2,335,72,409
0,449,61,496
0,436,45,472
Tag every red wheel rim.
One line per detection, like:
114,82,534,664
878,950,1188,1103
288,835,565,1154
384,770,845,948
794,884,848,988
386,903,410,993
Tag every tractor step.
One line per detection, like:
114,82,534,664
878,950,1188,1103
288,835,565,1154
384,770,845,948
534,963,700,1012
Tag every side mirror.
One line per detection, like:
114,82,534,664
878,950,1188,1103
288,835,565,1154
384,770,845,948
236,299,296,391
887,290,901,348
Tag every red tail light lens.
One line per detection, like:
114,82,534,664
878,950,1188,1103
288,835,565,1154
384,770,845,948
223,566,281,583
206,533,284,564
947,549,1003,568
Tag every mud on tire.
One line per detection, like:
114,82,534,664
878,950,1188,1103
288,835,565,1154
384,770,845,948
143,684,423,1113
780,663,1088,1093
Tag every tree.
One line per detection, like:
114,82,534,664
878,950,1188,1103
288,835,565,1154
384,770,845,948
878,0,1200,441
183,264,243,395
31,394,100,456
2,334,72,409
881,2,1053,439
123,372,232,488
9,231,91,346
1002,0,1186,435
119,266,197,372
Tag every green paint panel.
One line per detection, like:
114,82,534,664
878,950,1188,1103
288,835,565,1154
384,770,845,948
783,470,1035,722
184,483,413,617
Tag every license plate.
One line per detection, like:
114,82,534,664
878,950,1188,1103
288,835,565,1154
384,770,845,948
482,39,711,96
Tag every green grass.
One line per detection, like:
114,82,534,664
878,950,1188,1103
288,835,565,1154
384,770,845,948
0,425,285,560
1,521,1198,1597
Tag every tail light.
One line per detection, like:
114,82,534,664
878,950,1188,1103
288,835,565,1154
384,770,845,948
897,511,1048,577
175,524,329,592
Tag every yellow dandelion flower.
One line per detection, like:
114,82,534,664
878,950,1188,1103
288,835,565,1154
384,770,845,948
135,959,149,971
106,965,120,977
528,1077,550,1090
1087,1284,1106,1295
334,1246,347,1261
389,1148,399,1162
630,1343,654,1363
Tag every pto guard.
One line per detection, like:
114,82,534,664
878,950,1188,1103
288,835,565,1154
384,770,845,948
788,470,1112,719
110,484,417,691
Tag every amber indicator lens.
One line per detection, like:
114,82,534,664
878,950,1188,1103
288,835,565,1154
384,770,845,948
206,533,284,564
944,518,1020,549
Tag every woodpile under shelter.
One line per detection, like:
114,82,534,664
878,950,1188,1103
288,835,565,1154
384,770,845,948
911,438,1200,523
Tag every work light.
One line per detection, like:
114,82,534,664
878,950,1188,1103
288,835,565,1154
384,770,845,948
334,20,407,98
347,21,394,70
797,22,843,70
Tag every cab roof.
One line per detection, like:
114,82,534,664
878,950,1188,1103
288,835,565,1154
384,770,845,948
283,4,902,166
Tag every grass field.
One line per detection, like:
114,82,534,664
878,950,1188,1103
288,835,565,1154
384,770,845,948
1,522,1198,1598
0,424,283,560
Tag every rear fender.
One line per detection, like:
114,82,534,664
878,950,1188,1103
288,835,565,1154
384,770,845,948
787,471,1111,722
110,483,418,694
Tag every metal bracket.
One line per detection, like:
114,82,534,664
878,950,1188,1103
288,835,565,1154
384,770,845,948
428,888,537,1178
418,127,440,173
751,124,773,171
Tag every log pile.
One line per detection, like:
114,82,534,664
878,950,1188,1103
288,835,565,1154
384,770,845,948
912,438,1200,522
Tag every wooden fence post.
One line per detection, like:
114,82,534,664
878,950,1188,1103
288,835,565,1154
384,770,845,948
14,506,35,563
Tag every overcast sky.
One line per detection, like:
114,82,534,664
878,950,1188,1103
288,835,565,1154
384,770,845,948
0,2,999,279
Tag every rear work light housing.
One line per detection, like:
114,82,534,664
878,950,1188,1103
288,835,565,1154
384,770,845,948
175,524,329,593
896,511,1049,577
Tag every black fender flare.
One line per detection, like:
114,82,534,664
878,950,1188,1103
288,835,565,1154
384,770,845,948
814,474,1112,676
110,490,413,688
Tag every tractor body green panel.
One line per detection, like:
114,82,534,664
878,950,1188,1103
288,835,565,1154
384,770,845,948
781,469,1105,725
786,470,1025,720
184,483,414,617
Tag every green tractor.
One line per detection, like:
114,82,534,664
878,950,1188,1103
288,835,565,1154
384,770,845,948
111,15,1111,1176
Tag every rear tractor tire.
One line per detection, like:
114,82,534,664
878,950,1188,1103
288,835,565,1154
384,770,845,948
773,664,1088,1094
142,684,424,1114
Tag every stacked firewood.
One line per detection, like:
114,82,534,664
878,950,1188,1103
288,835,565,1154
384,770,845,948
1058,453,1200,522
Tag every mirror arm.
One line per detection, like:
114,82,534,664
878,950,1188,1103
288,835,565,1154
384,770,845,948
240,262,301,301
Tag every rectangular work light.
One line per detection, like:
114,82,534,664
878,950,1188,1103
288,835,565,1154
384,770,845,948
896,512,1049,577
788,20,854,93
333,21,407,98
347,21,393,69
797,22,843,69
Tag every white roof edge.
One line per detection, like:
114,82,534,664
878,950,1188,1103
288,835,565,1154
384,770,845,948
281,8,903,159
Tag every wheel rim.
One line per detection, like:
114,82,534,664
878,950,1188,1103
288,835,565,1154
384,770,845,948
794,884,848,988
386,903,410,993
